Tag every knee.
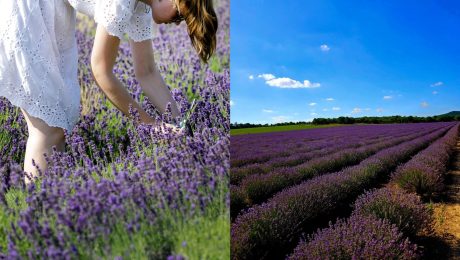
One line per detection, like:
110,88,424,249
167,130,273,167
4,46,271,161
47,127,65,143
22,109,65,144
30,126,65,145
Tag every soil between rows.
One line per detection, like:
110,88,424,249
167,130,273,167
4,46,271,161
428,138,460,259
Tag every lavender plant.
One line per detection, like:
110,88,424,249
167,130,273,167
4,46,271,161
391,123,459,198
288,214,419,260
0,0,229,258
353,187,432,238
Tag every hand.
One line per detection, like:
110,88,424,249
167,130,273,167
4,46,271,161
141,119,184,135
164,122,184,135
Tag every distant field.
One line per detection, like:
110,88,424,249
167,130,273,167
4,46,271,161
231,122,460,259
230,123,343,135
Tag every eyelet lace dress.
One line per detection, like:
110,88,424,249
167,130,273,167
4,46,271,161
68,0,155,42
0,0,80,133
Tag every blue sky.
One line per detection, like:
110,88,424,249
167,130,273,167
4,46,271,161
230,0,460,124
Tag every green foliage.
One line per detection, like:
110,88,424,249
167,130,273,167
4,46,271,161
171,197,230,260
230,124,343,135
393,169,441,198
311,114,460,125
230,112,460,132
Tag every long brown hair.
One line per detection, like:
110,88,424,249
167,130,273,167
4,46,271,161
177,0,218,63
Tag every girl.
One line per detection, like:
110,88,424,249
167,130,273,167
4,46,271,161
0,0,218,182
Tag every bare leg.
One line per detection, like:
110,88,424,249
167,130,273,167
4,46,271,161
20,108,65,183
129,39,180,119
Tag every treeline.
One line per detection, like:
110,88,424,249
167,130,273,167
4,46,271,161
231,115,460,129
231,121,310,129
312,115,460,125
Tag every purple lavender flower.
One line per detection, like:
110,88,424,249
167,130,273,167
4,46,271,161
288,215,419,260
0,0,230,257
353,187,432,237
391,123,459,198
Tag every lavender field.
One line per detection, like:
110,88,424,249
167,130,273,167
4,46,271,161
0,0,229,258
231,122,460,259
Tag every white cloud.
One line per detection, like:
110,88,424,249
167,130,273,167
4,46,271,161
432,91,438,95
383,95,393,100
305,118,315,122
293,112,299,116
325,97,335,101
230,100,235,107
309,102,317,106
320,44,330,52
332,107,341,111
430,81,443,87
266,78,321,88
376,108,383,113
365,108,371,111
262,109,274,113
322,108,329,112
420,101,429,108
272,116,290,123
258,74,276,81
351,108,362,114
257,74,321,89
310,112,318,116
303,80,321,88
249,75,254,80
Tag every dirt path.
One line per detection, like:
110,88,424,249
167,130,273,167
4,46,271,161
431,138,460,259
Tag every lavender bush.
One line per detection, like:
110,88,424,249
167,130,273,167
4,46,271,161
353,187,432,238
0,0,229,258
391,123,459,198
288,215,419,260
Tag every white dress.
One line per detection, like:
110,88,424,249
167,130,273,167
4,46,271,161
0,0,80,133
0,0,154,133
68,0,155,42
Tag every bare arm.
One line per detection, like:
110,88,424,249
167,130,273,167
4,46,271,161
129,39,180,119
90,24,156,125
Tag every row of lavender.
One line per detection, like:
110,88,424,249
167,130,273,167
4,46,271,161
230,126,400,168
231,122,455,259
289,189,425,259
289,123,459,259
231,124,428,184
231,124,436,167
231,123,448,219
392,122,459,197
0,0,230,258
